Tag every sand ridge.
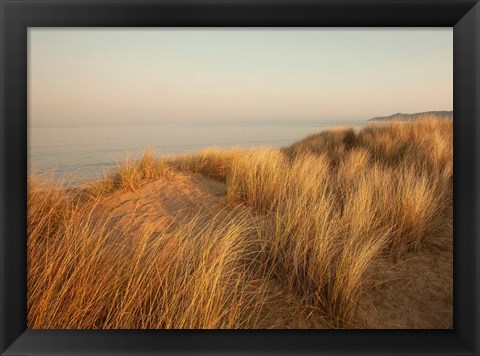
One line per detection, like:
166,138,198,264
95,172,227,229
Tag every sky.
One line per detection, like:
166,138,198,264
29,28,452,127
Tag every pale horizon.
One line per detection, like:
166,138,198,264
29,28,452,128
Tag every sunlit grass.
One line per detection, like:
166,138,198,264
28,117,453,328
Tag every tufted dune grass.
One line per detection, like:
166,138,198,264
28,117,452,328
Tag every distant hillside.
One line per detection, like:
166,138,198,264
369,111,453,122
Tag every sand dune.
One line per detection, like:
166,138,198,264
94,170,452,329
27,117,453,329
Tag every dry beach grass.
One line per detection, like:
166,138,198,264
27,117,453,329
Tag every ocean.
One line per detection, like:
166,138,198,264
29,119,365,183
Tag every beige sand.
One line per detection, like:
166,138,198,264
94,173,226,231
357,235,453,328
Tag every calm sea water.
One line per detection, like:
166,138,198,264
29,119,365,183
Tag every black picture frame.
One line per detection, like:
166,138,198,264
1,0,479,355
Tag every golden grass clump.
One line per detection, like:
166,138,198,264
83,149,177,198
166,147,241,182
222,118,452,322
28,180,274,329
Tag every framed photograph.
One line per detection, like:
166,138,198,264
1,0,479,355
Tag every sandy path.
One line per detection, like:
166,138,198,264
357,230,453,328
